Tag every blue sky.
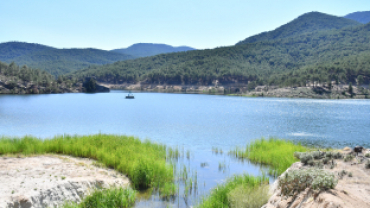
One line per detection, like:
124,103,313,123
1,0,369,50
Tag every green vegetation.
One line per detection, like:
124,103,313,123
71,17,370,88
230,138,309,176
0,61,55,85
295,151,342,168
345,11,370,24
197,174,269,208
0,134,173,191
0,61,82,94
279,168,337,195
365,160,370,169
63,187,136,208
3,12,370,98
0,42,134,76
237,12,361,45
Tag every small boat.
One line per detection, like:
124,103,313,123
126,92,134,99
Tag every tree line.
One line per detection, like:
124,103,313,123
69,23,370,88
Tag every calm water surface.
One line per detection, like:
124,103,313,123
1,91,369,207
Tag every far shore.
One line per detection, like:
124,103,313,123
100,82,370,99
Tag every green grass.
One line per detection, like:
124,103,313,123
63,187,136,208
0,134,173,190
230,138,309,176
197,174,269,208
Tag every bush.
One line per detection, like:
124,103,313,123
344,154,354,162
198,174,269,208
365,160,370,169
6,81,17,89
298,152,313,165
279,168,337,196
228,185,270,208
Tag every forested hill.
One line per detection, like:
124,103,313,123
0,42,134,76
71,22,370,87
111,43,195,58
344,11,370,24
0,42,54,60
236,12,361,45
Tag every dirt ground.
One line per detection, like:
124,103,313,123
0,155,130,208
263,148,370,208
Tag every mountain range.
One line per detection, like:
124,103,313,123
344,11,370,24
0,42,195,76
111,43,195,58
237,12,361,45
0,42,134,75
71,11,370,87
1,10,370,88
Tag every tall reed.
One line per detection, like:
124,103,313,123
63,187,136,208
0,134,174,190
197,174,269,208
230,137,309,176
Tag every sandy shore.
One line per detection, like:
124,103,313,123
0,155,130,208
264,149,370,208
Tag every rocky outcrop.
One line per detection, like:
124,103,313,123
263,149,370,208
0,79,83,95
0,156,129,208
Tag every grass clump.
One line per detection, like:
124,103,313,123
231,138,309,176
197,174,269,208
63,187,136,208
0,134,174,191
344,154,354,162
365,160,370,169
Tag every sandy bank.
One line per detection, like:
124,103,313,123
0,155,129,208
263,149,370,208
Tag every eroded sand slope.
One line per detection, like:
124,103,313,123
0,155,130,208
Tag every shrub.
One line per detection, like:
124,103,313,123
365,160,370,169
365,153,370,158
6,81,17,89
333,152,343,159
198,174,269,208
279,168,338,196
344,154,354,162
311,151,325,159
228,185,270,208
294,152,301,159
307,159,314,166
299,153,313,165
339,170,347,178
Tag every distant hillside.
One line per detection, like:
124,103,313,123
0,42,54,60
0,42,134,76
237,12,361,45
111,43,195,58
344,11,370,24
71,22,370,87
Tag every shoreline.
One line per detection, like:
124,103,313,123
102,82,370,99
1,79,368,100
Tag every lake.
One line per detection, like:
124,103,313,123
1,91,369,207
